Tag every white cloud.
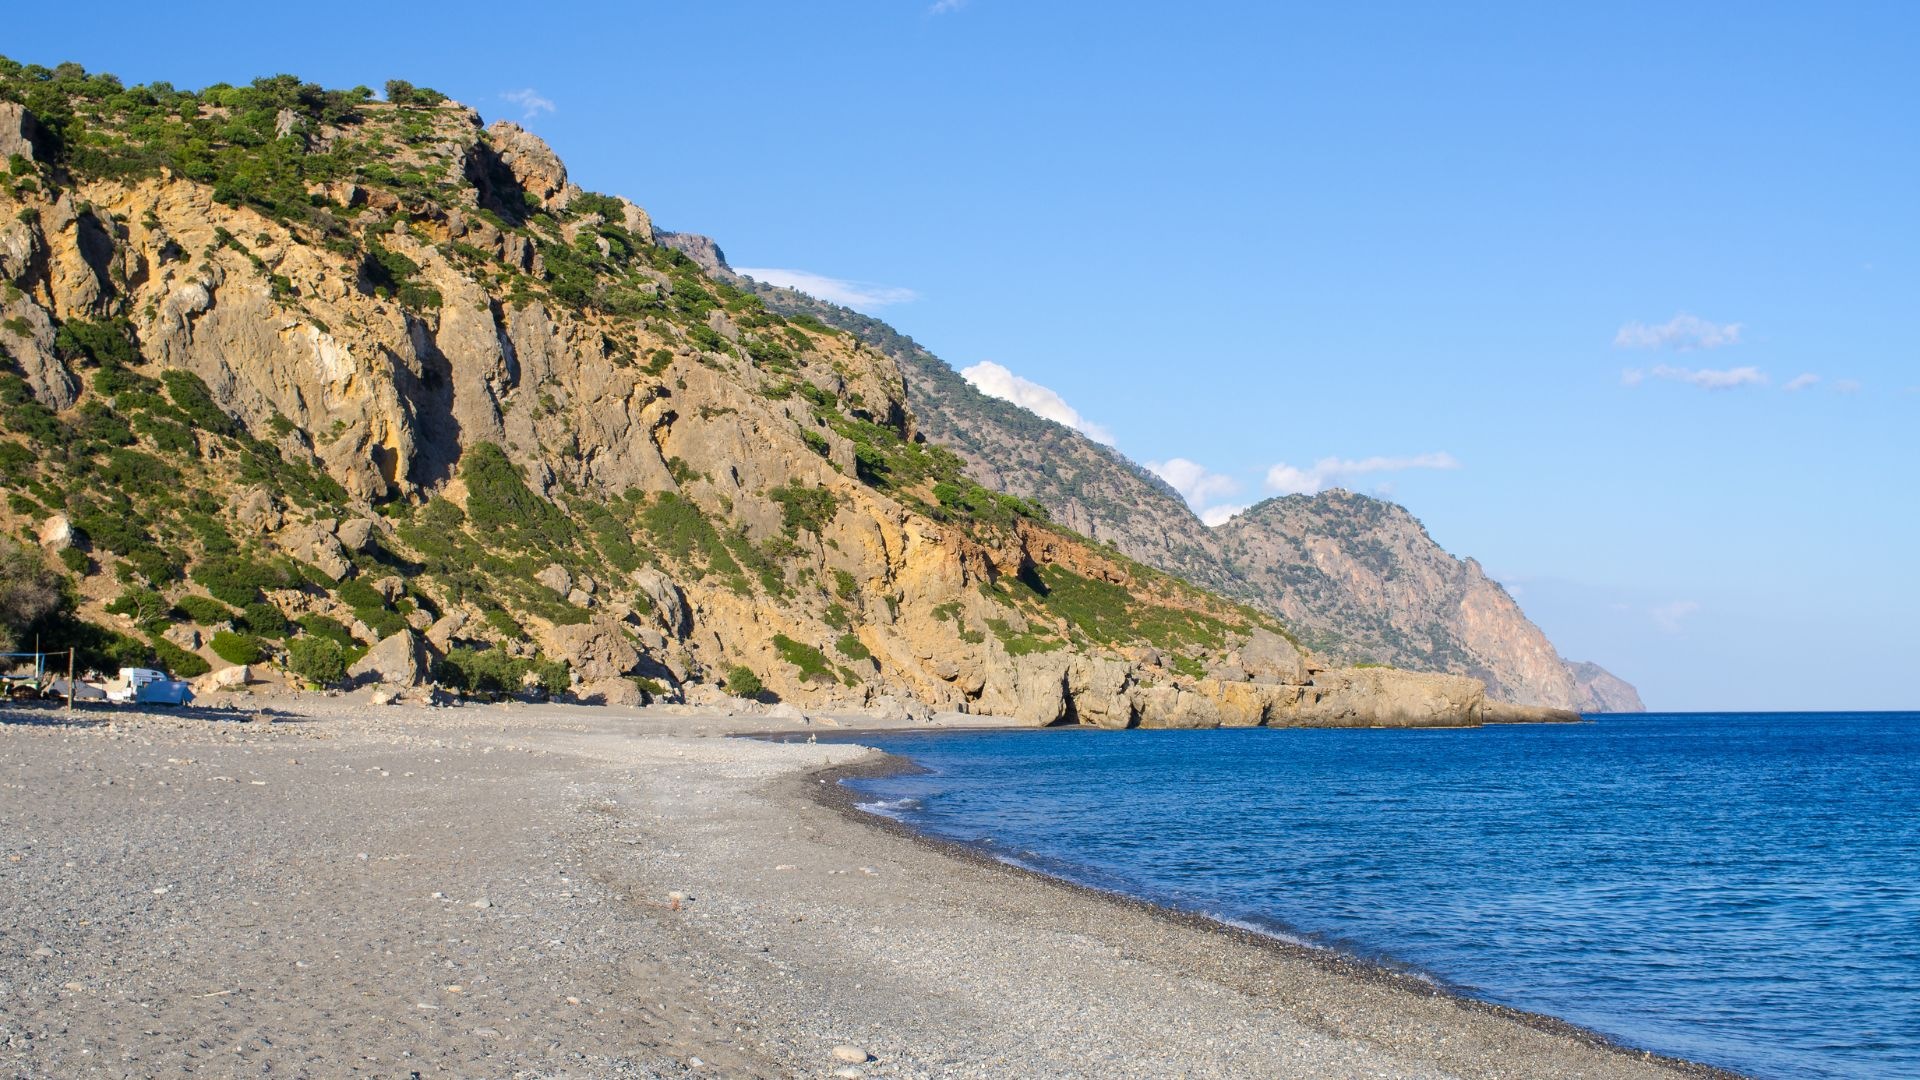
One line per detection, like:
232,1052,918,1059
928,0,967,12
1146,458,1243,525
1834,378,1863,394
1783,373,1821,392
501,88,555,119
1614,313,1743,351
1651,600,1701,634
734,268,918,313
959,361,1116,445
1263,452,1461,496
1621,364,1768,391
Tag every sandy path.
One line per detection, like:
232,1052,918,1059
0,697,1729,1079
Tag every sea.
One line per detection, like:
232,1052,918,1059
838,712,1920,1080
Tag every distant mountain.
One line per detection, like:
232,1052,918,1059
677,243,1640,710
1565,660,1647,713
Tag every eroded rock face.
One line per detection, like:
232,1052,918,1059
0,102,45,163
484,121,577,211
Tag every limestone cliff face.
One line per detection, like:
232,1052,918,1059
0,65,1557,729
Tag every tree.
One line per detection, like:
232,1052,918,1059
0,539,62,652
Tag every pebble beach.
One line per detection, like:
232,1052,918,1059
0,693,1734,1078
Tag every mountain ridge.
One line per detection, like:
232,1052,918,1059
662,238,1638,710
0,58,1576,728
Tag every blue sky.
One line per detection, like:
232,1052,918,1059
9,2,1916,709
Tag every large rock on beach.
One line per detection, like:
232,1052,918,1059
348,629,427,687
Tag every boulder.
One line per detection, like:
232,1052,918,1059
348,629,426,687
426,611,468,652
578,678,643,707
37,514,72,552
372,576,404,602
539,617,639,682
204,664,251,690
535,563,572,595
284,522,351,581
335,518,376,553
232,487,282,532
163,625,201,652
566,587,594,609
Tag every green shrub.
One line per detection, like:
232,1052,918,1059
239,601,289,638
105,586,170,632
173,594,237,625
834,632,871,661
192,556,292,606
286,635,348,684
209,630,266,665
295,613,356,648
724,664,763,699
148,635,210,678
769,482,838,537
57,547,89,574
160,369,239,436
772,634,833,683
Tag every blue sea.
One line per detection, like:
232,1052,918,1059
839,713,1920,1079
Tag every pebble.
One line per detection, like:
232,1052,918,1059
833,1069,863,1079
470,898,491,909
831,1044,870,1063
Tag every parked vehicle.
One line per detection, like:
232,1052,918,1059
104,668,194,706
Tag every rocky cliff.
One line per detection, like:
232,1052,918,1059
1565,659,1647,713
669,247,1637,711
0,59,1564,728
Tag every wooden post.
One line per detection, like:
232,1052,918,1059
66,648,74,715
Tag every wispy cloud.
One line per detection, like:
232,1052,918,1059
734,268,918,313
1834,378,1863,394
960,361,1116,445
501,88,555,119
1614,313,1743,351
1621,365,1768,391
928,0,968,12
1264,452,1461,496
1651,600,1702,634
1146,458,1242,525
1783,373,1821,392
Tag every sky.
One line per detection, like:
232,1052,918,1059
8,2,1915,710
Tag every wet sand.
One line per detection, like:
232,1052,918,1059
0,693,1737,1078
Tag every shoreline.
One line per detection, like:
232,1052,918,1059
804,744,1745,1080
0,694,1748,1078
